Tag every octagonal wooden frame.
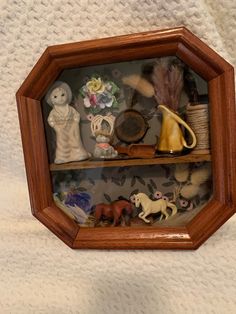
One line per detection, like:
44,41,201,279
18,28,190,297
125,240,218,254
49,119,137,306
16,27,236,249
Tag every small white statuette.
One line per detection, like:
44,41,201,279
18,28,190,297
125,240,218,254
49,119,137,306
46,81,90,164
133,192,177,223
91,114,118,159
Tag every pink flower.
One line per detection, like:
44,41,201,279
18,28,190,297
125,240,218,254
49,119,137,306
162,195,169,202
89,94,97,106
180,199,188,207
86,114,94,121
187,202,194,211
154,191,162,199
179,199,194,211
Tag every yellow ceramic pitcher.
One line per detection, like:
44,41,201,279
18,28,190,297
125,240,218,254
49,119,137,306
158,104,197,153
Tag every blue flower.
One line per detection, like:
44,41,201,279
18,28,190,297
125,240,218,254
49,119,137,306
65,192,91,214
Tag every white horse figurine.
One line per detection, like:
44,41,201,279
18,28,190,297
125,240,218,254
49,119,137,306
134,193,177,223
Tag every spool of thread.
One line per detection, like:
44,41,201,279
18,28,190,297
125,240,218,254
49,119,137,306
186,103,210,154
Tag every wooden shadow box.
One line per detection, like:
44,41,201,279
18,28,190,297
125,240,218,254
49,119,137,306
16,27,236,249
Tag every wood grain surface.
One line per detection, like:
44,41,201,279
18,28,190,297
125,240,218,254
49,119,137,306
50,154,211,171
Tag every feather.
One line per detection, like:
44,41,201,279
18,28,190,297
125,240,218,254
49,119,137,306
152,58,170,106
122,74,155,98
152,58,183,111
190,165,211,186
180,184,200,199
174,164,190,183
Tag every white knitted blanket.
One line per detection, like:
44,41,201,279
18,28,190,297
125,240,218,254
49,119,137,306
0,1,236,313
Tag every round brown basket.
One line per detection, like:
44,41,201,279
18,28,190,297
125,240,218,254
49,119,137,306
115,109,149,143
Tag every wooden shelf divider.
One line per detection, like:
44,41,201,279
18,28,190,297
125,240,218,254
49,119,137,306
50,154,211,171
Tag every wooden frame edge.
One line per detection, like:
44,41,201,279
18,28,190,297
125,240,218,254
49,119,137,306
16,27,236,249
36,207,79,248
72,226,194,250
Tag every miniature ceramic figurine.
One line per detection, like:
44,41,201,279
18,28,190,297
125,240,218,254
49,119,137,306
151,58,197,153
46,81,90,164
133,192,177,223
94,134,118,159
91,114,118,159
158,104,197,153
93,200,133,226
80,76,120,115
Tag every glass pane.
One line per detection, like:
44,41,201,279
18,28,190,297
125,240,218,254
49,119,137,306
41,56,212,228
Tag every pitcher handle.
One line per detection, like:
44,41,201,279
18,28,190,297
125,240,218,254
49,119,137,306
159,105,197,149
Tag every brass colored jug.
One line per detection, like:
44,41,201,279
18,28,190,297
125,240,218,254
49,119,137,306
158,104,197,153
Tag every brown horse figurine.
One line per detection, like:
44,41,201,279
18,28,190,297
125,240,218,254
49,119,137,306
93,200,133,226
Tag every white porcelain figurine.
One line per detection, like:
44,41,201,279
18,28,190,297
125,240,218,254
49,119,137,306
91,114,118,159
133,192,177,223
46,81,90,164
